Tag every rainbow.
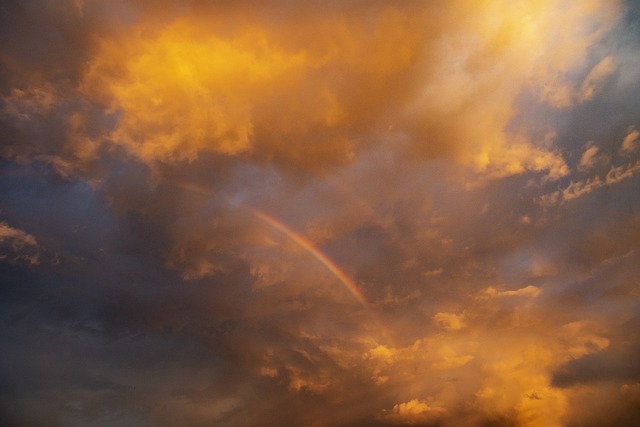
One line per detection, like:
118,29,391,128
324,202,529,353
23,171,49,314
253,210,397,345
162,178,370,309
251,209,370,309
162,178,215,197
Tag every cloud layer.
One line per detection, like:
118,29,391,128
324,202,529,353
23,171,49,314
1,1,640,426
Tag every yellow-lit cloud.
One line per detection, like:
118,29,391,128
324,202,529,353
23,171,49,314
433,312,466,331
71,0,619,179
83,19,309,162
380,399,446,425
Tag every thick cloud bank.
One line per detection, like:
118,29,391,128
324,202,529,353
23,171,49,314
1,1,640,426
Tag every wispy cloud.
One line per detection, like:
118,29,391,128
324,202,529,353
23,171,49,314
0,222,40,265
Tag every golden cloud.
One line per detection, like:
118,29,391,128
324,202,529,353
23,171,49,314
71,0,618,178
380,399,446,425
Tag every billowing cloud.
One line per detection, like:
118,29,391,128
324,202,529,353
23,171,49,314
578,143,603,171
3,0,620,179
1,1,640,426
380,399,446,425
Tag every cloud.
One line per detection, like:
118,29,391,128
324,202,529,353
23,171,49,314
578,143,603,171
380,399,446,425
3,0,619,180
1,1,640,426
620,127,639,155
82,19,311,163
433,312,466,331
578,56,617,102
483,285,542,299
0,221,40,265
540,160,640,205
560,321,610,359
76,4,431,171
552,315,640,388
540,54,616,108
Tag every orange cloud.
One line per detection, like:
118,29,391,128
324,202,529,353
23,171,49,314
578,143,603,171
70,0,618,180
484,285,542,298
433,312,466,331
83,19,310,163
380,399,446,425
540,160,640,205
621,127,639,155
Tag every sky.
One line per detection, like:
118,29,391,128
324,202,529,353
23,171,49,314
1,1,640,426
